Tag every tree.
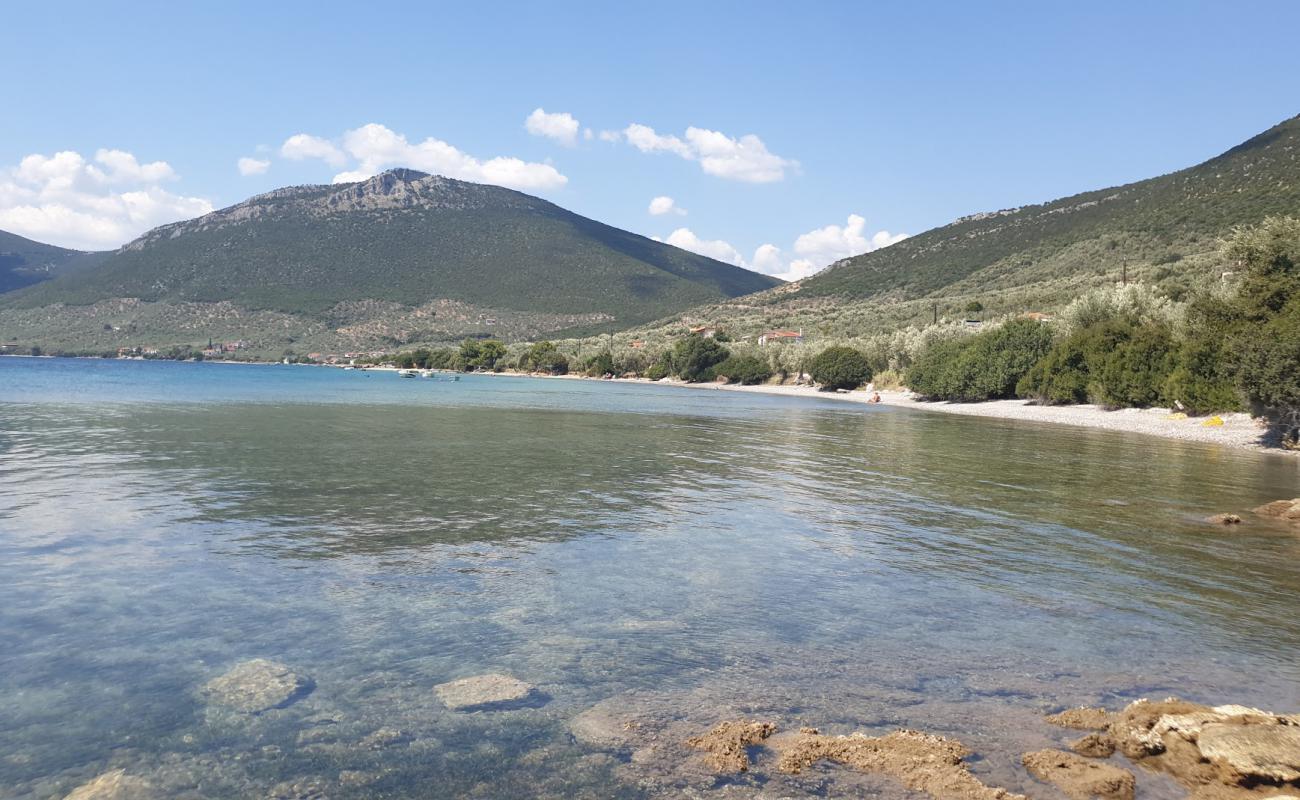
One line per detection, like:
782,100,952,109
474,340,507,371
523,341,569,375
670,336,730,382
809,346,872,391
964,300,984,314
457,338,482,371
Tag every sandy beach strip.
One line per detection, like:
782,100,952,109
702,381,1287,454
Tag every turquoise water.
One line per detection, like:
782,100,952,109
2,357,1298,798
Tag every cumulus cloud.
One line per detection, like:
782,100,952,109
280,133,347,167
660,213,906,282
278,123,568,191
525,108,580,146
664,228,744,266
597,129,622,143
621,123,796,183
648,195,685,216
0,149,212,251
237,156,270,176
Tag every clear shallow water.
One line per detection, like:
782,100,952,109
2,357,1298,799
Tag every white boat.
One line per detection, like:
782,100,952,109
396,369,418,378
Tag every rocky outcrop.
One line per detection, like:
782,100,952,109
1207,513,1243,525
201,659,313,713
434,673,537,711
1047,699,1300,799
1071,733,1117,758
684,720,776,772
772,728,1025,800
1022,749,1135,800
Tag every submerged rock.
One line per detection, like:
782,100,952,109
63,770,154,800
1048,707,1117,731
434,673,536,711
1207,513,1243,525
1253,499,1300,521
773,727,1025,800
685,720,776,772
202,659,313,713
1022,749,1135,800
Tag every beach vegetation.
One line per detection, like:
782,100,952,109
809,346,872,391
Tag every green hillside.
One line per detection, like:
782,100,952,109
798,113,1300,302
0,230,105,294
3,170,777,327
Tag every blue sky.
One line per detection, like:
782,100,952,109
3,1,1298,278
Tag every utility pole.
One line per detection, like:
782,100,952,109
932,303,938,326
1122,260,1128,286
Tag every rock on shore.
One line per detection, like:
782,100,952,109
63,770,153,800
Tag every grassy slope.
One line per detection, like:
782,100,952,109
0,230,106,294
799,114,1300,301
2,176,778,330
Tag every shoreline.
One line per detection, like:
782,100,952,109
705,382,1290,455
6,355,1291,456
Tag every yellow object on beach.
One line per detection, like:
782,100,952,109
1202,416,1225,427
1164,412,1188,421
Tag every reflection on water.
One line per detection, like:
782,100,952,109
1,358,1298,798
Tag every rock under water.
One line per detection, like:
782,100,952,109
201,659,313,713
1022,749,1135,800
434,673,537,711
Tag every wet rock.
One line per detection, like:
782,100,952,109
63,770,154,800
434,673,536,711
1197,723,1300,782
773,728,1025,800
1048,707,1117,731
1253,499,1300,521
202,659,313,713
1071,733,1117,758
1085,698,1300,797
1207,514,1243,525
685,720,776,773
1023,749,1135,800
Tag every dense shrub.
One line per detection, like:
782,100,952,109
1236,303,1300,426
521,341,569,375
1161,293,1242,413
1093,324,1177,408
581,350,616,377
713,355,772,385
670,336,730,382
645,354,672,381
1018,319,1175,408
907,319,1053,401
809,346,872,391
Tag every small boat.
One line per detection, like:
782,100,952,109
396,369,418,378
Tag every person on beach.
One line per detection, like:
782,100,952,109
869,391,882,403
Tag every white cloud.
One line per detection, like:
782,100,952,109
620,123,796,183
0,149,212,251
525,108,580,146
660,213,906,282
597,129,622,143
665,228,744,266
280,133,347,167
237,156,270,176
648,195,685,216
583,128,594,141
279,123,567,191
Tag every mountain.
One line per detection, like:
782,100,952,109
0,170,777,353
0,230,106,294
630,113,1300,341
798,113,1300,303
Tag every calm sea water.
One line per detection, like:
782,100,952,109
2,357,1298,799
